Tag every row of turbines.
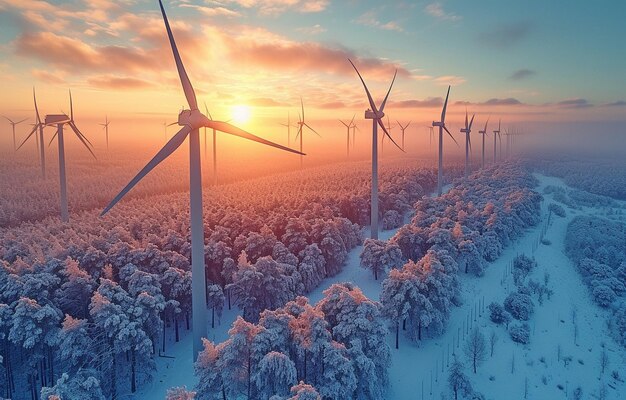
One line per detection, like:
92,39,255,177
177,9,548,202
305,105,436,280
2,0,524,362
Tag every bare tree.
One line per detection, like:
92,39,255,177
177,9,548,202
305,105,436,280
600,347,609,376
464,327,486,374
448,357,472,400
489,330,498,357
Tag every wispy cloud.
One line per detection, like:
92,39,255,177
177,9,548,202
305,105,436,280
179,4,241,18
391,97,443,108
222,0,329,16
509,69,536,81
602,100,626,107
478,21,533,49
424,2,461,22
557,98,593,108
434,75,466,86
296,24,326,35
355,11,404,32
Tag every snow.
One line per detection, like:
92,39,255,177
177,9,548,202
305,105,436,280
135,174,626,400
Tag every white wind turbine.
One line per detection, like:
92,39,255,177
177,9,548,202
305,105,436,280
492,119,501,163
294,98,320,168
397,120,411,150
101,0,302,360
3,116,28,150
280,112,292,147
459,110,475,179
17,88,47,178
47,90,97,222
100,116,111,150
349,59,403,240
432,86,459,196
339,114,355,158
478,118,489,168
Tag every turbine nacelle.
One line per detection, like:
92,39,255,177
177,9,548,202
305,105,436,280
365,109,384,119
432,121,445,127
178,109,211,129
460,128,470,133
45,114,70,125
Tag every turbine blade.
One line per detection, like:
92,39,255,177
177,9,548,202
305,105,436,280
469,114,475,130
465,109,468,130
304,123,321,137
295,125,302,141
101,125,192,216
69,90,73,121
168,122,178,127
158,0,198,110
48,131,58,147
301,97,305,121
3,116,14,124
17,125,39,151
34,91,42,124
348,59,378,114
444,126,459,147
69,122,97,159
468,134,472,152
340,120,348,128
16,118,28,125
377,119,404,152
379,69,397,112
349,114,355,126
441,85,451,122
207,121,305,155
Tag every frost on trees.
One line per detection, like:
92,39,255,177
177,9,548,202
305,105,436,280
359,239,402,280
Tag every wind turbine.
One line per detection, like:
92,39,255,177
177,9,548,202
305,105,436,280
349,59,403,240
17,88,47,178
294,98,320,168
46,90,96,222
459,110,475,179
478,118,489,169
100,116,111,150
426,126,435,149
351,122,359,148
432,86,458,196
493,119,501,163
339,114,355,157
3,116,28,150
381,116,396,156
280,112,292,147
397,120,411,150
204,104,231,186
100,0,302,361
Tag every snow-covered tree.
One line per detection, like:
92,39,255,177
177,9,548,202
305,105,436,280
448,357,472,400
488,302,511,326
509,323,530,344
166,386,196,400
504,292,534,321
360,239,402,280
41,370,105,400
287,381,321,400
253,351,296,398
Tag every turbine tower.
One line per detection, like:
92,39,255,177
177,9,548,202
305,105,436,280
294,98,320,168
459,110,475,179
3,116,27,150
397,120,411,149
351,122,359,148
426,126,435,149
339,115,355,158
478,118,489,169
281,112,291,147
349,59,403,240
101,0,303,361
100,116,111,150
493,119,501,163
17,88,47,178
432,86,458,196
47,90,97,222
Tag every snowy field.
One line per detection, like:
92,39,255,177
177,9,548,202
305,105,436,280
136,174,626,400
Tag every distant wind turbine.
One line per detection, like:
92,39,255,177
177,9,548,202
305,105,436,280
3,116,28,150
100,0,303,361
280,112,292,147
397,120,411,149
47,90,96,222
349,59,403,239
493,119,501,163
339,114,355,157
100,116,111,150
459,110,475,179
295,98,320,168
478,118,489,168
17,88,47,178
203,105,231,185
426,126,435,149
381,116,396,156
432,86,459,196
351,122,359,148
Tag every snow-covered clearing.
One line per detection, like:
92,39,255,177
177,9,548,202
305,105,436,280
135,175,626,400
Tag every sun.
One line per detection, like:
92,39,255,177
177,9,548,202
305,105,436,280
231,104,251,124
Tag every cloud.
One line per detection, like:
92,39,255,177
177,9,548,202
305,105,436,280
434,75,466,86
557,98,593,108
509,69,536,80
179,4,241,18
223,0,328,16
31,69,66,84
478,21,532,49
87,75,154,89
602,100,626,107
483,98,522,106
248,97,288,107
391,98,443,108
318,101,349,109
424,3,461,22
296,24,326,35
355,11,404,32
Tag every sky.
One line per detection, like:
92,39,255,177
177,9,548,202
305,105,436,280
0,0,625,151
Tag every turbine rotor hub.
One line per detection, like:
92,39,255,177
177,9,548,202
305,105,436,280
178,109,210,129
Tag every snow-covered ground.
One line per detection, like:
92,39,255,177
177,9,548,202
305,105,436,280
135,175,626,400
